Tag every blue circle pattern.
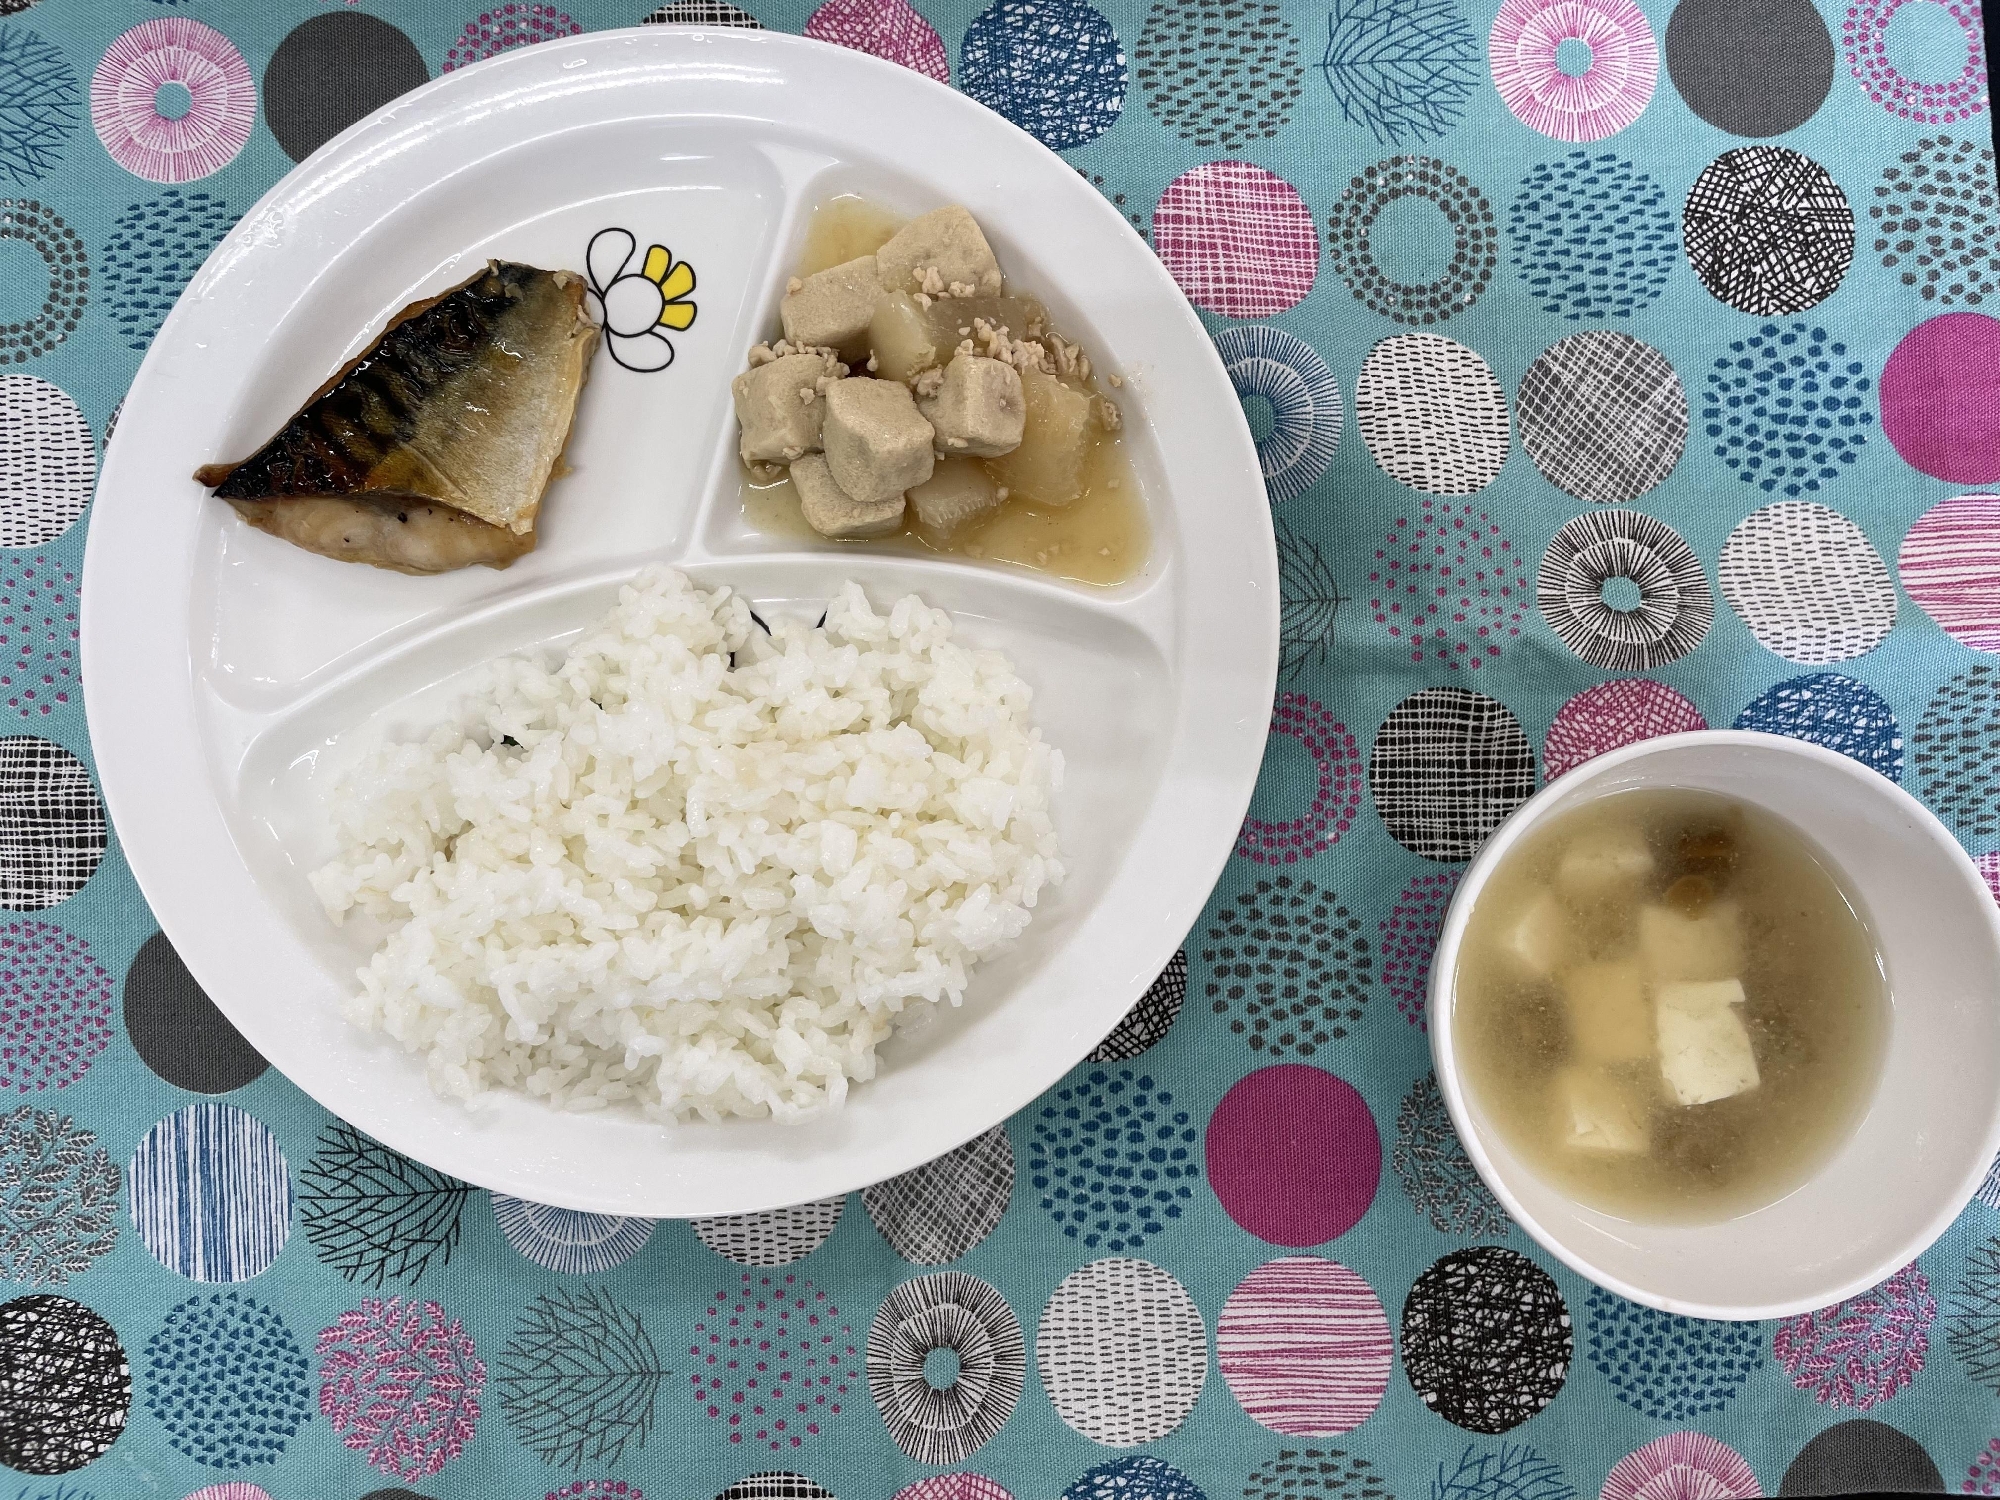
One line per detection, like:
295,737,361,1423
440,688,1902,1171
960,0,1126,151
1512,152,1678,321
101,189,239,352
1029,1068,1200,1252
1734,672,1904,780
1701,322,1872,497
1214,324,1343,504
0,28,79,189
492,1192,655,1274
1064,1456,1208,1500
145,1291,312,1466
1584,1286,1763,1420
128,1103,292,1283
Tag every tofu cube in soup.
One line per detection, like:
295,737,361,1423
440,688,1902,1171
869,293,942,383
875,206,1004,297
1639,900,1744,983
986,368,1094,506
781,255,879,352
791,453,904,539
1555,823,1655,902
732,352,835,464
1561,960,1651,1063
823,378,935,504
1655,978,1760,1105
920,355,1025,457
1496,889,1568,978
1557,1067,1650,1153
909,458,1003,535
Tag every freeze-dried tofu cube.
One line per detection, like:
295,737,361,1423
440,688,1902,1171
875,206,1003,297
1562,960,1652,1063
781,255,879,351
790,453,904,539
731,352,834,464
823,378,934,504
986,368,1093,506
1555,823,1655,901
1557,1067,1650,1153
1497,889,1568,978
1656,979,1760,1106
1639,901,1744,983
919,354,1025,457
908,458,1002,535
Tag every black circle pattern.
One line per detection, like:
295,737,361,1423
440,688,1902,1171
1663,0,1834,137
1684,147,1855,316
1089,948,1188,1061
1401,1247,1572,1434
717,1477,835,1500
1199,876,1373,1056
263,14,429,164
1517,331,1687,504
1246,1448,1394,1500
1871,136,2000,306
861,1125,1014,1265
0,199,84,363
1369,689,1537,862
1538,509,1714,671
1779,1419,1944,1495
645,1,763,21
866,1271,1025,1465
1329,156,1497,324
123,930,268,1093
0,1294,129,1474
1136,0,1302,149
1910,664,2000,842
0,737,104,911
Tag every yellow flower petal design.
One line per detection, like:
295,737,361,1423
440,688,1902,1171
658,301,697,331
641,244,671,284
656,259,696,302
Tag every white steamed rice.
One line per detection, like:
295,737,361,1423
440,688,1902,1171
310,565,1063,1121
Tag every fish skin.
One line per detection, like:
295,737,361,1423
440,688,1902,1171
228,496,536,576
195,261,598,548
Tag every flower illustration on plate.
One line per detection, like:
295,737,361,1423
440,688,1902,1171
585,227,697,372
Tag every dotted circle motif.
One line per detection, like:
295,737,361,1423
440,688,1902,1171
1088,949,1188,1062
1369,493,1529,672
1511,152,1677,320
1664,0,1835,136
129,1103,292,1282
0,29,80,189
1199,875,1373,1058
1357,334,1511,495
1539,508,1714,672
866,1271,1024,1464
1702,322,1873,497
1684,148,1855,316
692,1200,844,1267
1391,1071,1509,1236
443,4,582,70
1036,1258,1206,1446
1518,331,1687,504
1238,694,1363,863
0,919,110,1092
1327,156,1498,324
688,1272,855,1451
0,557,74,719
1719,501,1897,663
0,375,93,547
492,1195,655,1275
1899,493,2000,651
1212,323,1342,504
1370,688,1537,861
0,738,104,910
1029,1068,1199,1253
90,18,255,183
1843,0,1988,122
1246,1448,1391,1500
1585,1286,1763,1419
0,1293,129,1474
804,0,950,83
1911,664,2000,840
0,199,84,362
1136,0,1301,149
1543,679,1707,780
1381,871,1461,1026
1217,1258,1393,1434
1734,672,1904,780
1153,161,1319,318
102,189,237,353
0,1104,120,1285
146,1292,312,1466
960,0,1126,151
1872,137,1999,305
1401,1247,1572,1434
861,1125,1013,1265
1489,0,1660,141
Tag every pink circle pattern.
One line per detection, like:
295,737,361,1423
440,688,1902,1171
1543,679,1708,781
316,1297,485,1481
548,1486,642,1500
185,1488,275,1500
893,1479,1015,1500
0,560,77,720
1368,494,1527,671
1489,0,1659,141
1379,870,1461,1028
805,0,951,82
1978,852,2000,907
1966,1438,2000,1495
1237,694,1362,864
1600,1432,1763,1500
1774,1261,1935,1409
1881,314,2000,484
1899,493,2000,652
1153,162,1319,318
1216,1257,1391,1435
444,5,583,71
689,1272,855,1449
1843,0,1989,121
90,19,256,184
1206,1065,1381,1246
0,919,112,1092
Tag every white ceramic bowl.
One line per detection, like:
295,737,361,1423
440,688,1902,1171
1429,730,2000,1319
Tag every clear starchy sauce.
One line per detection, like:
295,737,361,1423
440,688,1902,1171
1453,788,1888,1223
739,196,1150,587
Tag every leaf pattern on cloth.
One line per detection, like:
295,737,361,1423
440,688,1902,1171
317,1296,485,1480
0,1103,117,1284
1773,1262,1935,1409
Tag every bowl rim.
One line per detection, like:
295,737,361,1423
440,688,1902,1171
1427,727,2000,1320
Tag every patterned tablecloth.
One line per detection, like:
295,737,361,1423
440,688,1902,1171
1,0,1998,1496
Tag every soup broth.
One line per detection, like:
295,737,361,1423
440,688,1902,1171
1453,787,1887,1223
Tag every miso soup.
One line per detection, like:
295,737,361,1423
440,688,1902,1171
1452,787,1887,1223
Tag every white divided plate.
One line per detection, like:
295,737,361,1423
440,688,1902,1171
81,27,1275,1217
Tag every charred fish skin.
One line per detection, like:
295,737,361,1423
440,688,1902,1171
196,261,596,536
